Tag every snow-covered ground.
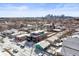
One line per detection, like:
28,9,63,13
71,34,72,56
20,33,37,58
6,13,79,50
0,36,47,56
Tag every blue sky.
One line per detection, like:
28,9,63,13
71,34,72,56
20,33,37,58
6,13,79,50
0,3,79,17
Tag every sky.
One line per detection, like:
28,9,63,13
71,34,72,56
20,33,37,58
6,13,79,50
0,3,79,17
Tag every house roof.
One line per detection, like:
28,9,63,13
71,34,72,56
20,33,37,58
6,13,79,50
35,40,50,49
63,37,79,51
31,30,44,34
16,34,30,38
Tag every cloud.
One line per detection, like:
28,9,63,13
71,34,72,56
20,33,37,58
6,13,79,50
0,3,79,17
50,4,79,17
0,4,29,11
12,6,29,11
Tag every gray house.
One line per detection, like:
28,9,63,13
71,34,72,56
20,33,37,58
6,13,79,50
61,37,79,56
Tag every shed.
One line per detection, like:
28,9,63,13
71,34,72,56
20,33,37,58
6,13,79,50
53,29,62,32
35,40,50,50
15,34,29,42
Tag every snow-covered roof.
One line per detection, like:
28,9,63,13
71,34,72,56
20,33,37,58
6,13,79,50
44,24,52,26
71,35,79,38
27,24,33,26
11,31,27,36
63,37,79,51
75,28,79,32
31,30,44,34
35,40,50,49
53,29,62,32
16,34,30,37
